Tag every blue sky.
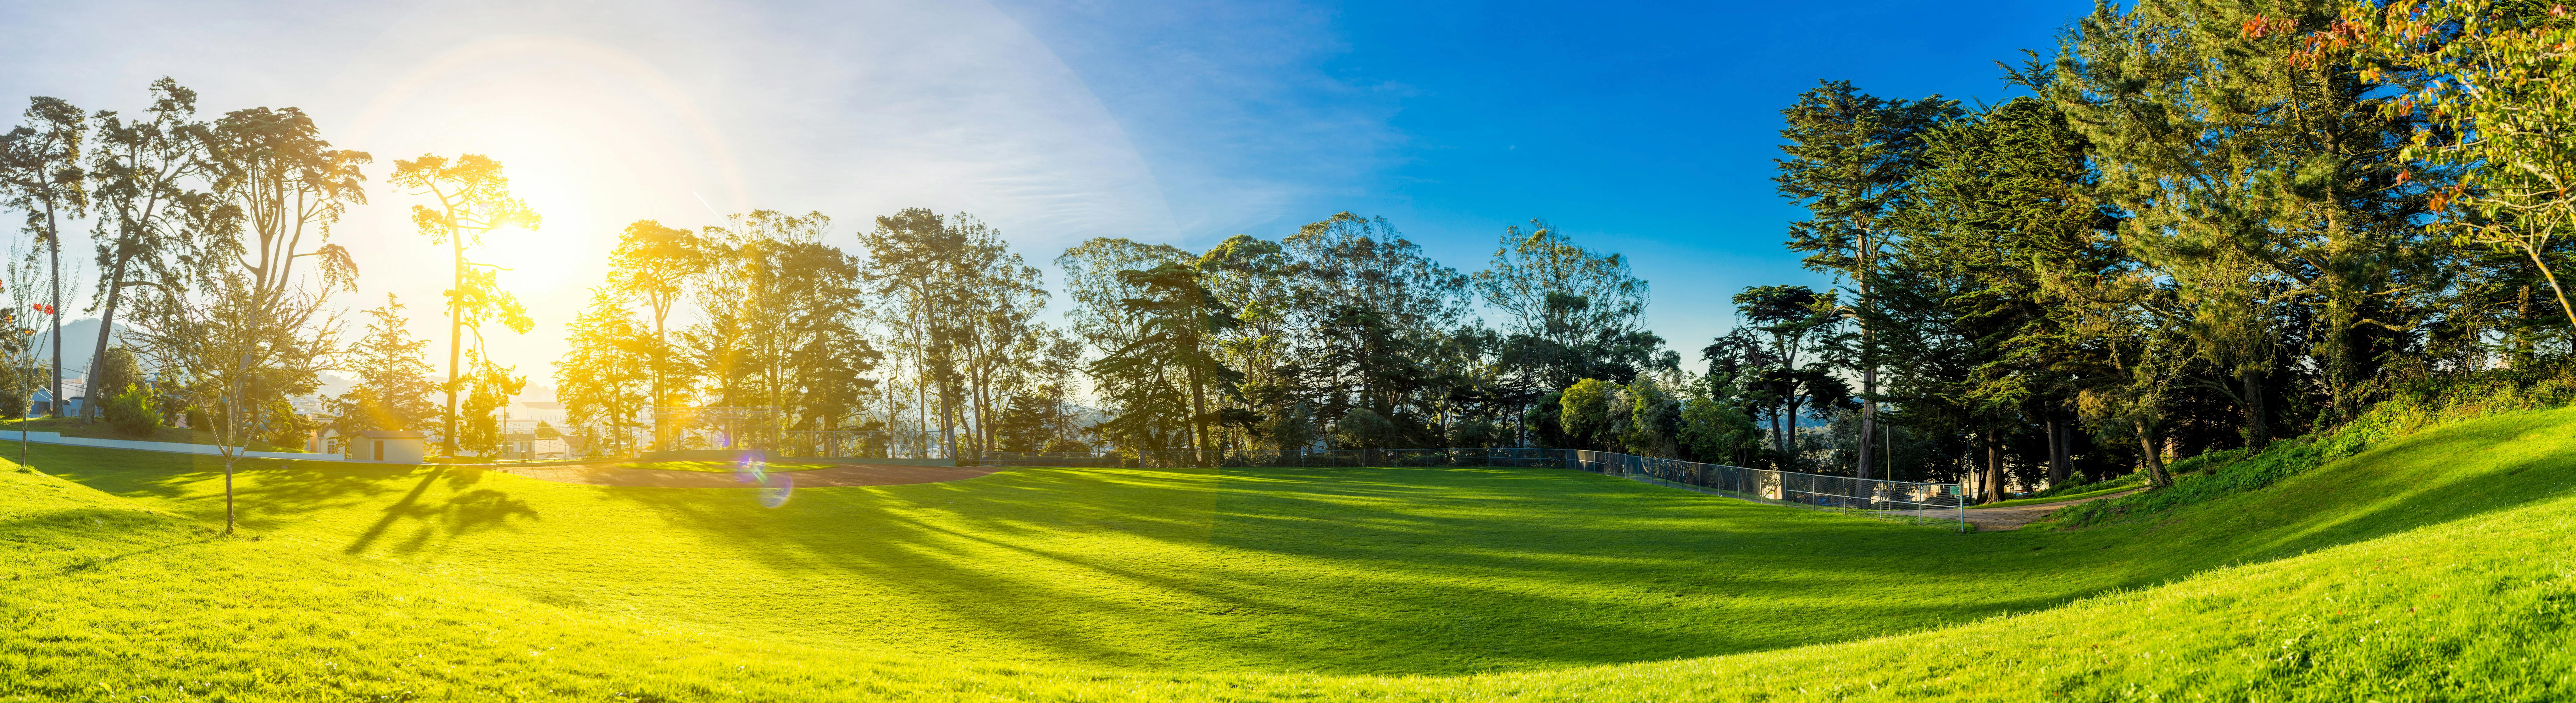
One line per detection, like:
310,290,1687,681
1000,0,2090,351
0,0,2091,378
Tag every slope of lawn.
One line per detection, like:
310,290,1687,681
5,405,2576,700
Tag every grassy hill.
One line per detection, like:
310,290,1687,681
6,406,2576,700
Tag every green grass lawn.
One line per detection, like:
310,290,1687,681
7,406,2576,700
608,459,840,473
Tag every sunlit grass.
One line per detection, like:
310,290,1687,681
4,406,2574,700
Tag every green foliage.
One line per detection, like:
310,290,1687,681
1557,378,1612,448
97,383,157,437
1330,407,1395,449
327,295,439,436
1677,392,1762,466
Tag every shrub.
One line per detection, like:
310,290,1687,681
100,384,160,438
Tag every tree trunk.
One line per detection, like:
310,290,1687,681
1856,230,1874,480
651,312,665,451
47,226,60,420
1982,430,2003,503
80,254,131,423
1186,361,1210,468
2136,419,2170,488
2046,419,2068,486
444,236,463,456
2241,369,2269,451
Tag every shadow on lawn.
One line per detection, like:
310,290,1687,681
30,444,544,552
340,466,543,555
573,464,2077,674
34,411,2576,675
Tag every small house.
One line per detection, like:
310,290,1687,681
353,430,427,464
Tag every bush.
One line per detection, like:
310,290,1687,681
100,385,160,438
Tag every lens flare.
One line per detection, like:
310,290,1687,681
758,473,794,508
731,454,767,484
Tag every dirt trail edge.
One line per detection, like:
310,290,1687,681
1946,489,2142,531
490,462,1003,488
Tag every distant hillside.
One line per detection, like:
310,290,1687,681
26,318,133,379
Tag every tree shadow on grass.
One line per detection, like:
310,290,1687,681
338,466,541,556
561,464,2086,674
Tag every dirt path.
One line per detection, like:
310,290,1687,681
491,462,1004,488
1960,489,2141,530
1880,488,2142,531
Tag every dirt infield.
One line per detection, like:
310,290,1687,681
491,462,1004,488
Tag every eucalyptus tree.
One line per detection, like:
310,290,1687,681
608,219,709,447
130,105,365,534
951,229,1045,456
0,96,88,416
1283,212,1469,439
389,153,538,454
1775,80,1957,479
1196,235,1299,446
690,209,876,448
856,208,1021,457
1474,220,1658,397
79,79,210,422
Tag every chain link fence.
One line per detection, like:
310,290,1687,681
980,447,1967,529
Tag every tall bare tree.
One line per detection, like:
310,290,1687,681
1,96,88,418
80,78,210,422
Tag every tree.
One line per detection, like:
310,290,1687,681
1473,220,1658,393
1090,263,1239,464
608,219,709,449
1284,213,1471,444
388,153,538,455
0,96,88,418
1884,96,2120,491
457,352,526,457
1776,80,1957,479
1558,377,1615,450
2328,0,2576,329
131,105,364,534
1060,237,1196,454
80,79,209,423
555,290,650,455
326,294,438,438
1732,285,1846,457
2052,0,2435,440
